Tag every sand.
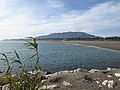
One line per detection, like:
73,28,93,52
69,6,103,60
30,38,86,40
61,40,120,51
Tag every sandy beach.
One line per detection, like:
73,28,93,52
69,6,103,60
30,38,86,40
61,40,120,51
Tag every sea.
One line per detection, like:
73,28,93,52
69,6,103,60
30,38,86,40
0,41,120,73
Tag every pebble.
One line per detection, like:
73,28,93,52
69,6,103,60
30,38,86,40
2,84,10,90
63,81,73,87
75,68,82,72
47,85,60,89
69,70,74,73
102,80,108,86
99,85,102,88
102,80,115,89
108,80,114,88
96,81,99,84
107,75,113,78
62,70,69,73
39,84,59,90
89,69,99,73
41,80,46,83
114,73,120,77
107,67,112,71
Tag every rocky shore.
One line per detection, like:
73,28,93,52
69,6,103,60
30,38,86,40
0,67,120,90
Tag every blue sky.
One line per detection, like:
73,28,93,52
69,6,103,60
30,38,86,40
0,0,120,39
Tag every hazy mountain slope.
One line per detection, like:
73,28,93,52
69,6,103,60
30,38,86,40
36,32,98,39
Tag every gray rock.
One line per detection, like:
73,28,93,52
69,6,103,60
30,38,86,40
102,80,108,86
39,84,59,90
114,73,120,77
99,85,102,88
89,69,99,73
96,81,99,84
107,75,113,78
47,85,60,89
108,80,114,88
63,81,73,87
77,75,93,83
60,70,69,73
69,70,74,73
75,68,82,72
2,84,10,90
107,67,112,71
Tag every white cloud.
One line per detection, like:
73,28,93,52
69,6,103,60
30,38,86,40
33,1,120,36
47,0,64,8
0,1,120,40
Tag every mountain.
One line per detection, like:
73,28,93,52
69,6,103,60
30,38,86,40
36,32,99,39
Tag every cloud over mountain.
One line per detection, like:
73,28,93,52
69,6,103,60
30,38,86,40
0,0,120,40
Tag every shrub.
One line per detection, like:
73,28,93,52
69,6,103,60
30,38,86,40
0,37,45,90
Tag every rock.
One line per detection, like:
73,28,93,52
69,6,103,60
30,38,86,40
93,78,100,81
106,67,117,71
46,72,58,78
114,73,120,77
61,70,69,73
53,72,58,76
63,81,73,87
2,84,10,90
108,80,114,88
107,67,112,71
102,80,115,88
39,84,59,90
96,81,99,84
102,71,109,74
69,70,74,73
77,75,93,83
39,85,47,90
47,85,60,89
102,80,108,86
41,80,46,83
89,69,99,73
107,75,113,78
45,72,52,75
74,68,82,72
49,77,61,82
45,75,50,78
99,85,102,88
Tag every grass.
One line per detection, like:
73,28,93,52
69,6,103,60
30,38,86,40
0,37,45,90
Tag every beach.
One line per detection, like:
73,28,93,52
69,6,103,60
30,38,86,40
61,40,120,51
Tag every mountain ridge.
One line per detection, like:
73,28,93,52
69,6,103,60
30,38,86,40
36,31,99,39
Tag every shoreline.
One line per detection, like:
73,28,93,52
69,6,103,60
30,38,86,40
2,40,120,51
36,40,120,51
59,40,120,51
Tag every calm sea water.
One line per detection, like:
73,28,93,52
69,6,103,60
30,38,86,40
0,41,120,73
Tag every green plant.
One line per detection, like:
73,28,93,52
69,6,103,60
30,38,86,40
24,37,40,70
0,53,11,74
0,37,45,90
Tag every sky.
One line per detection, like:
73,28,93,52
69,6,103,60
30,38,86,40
0,0,120,39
